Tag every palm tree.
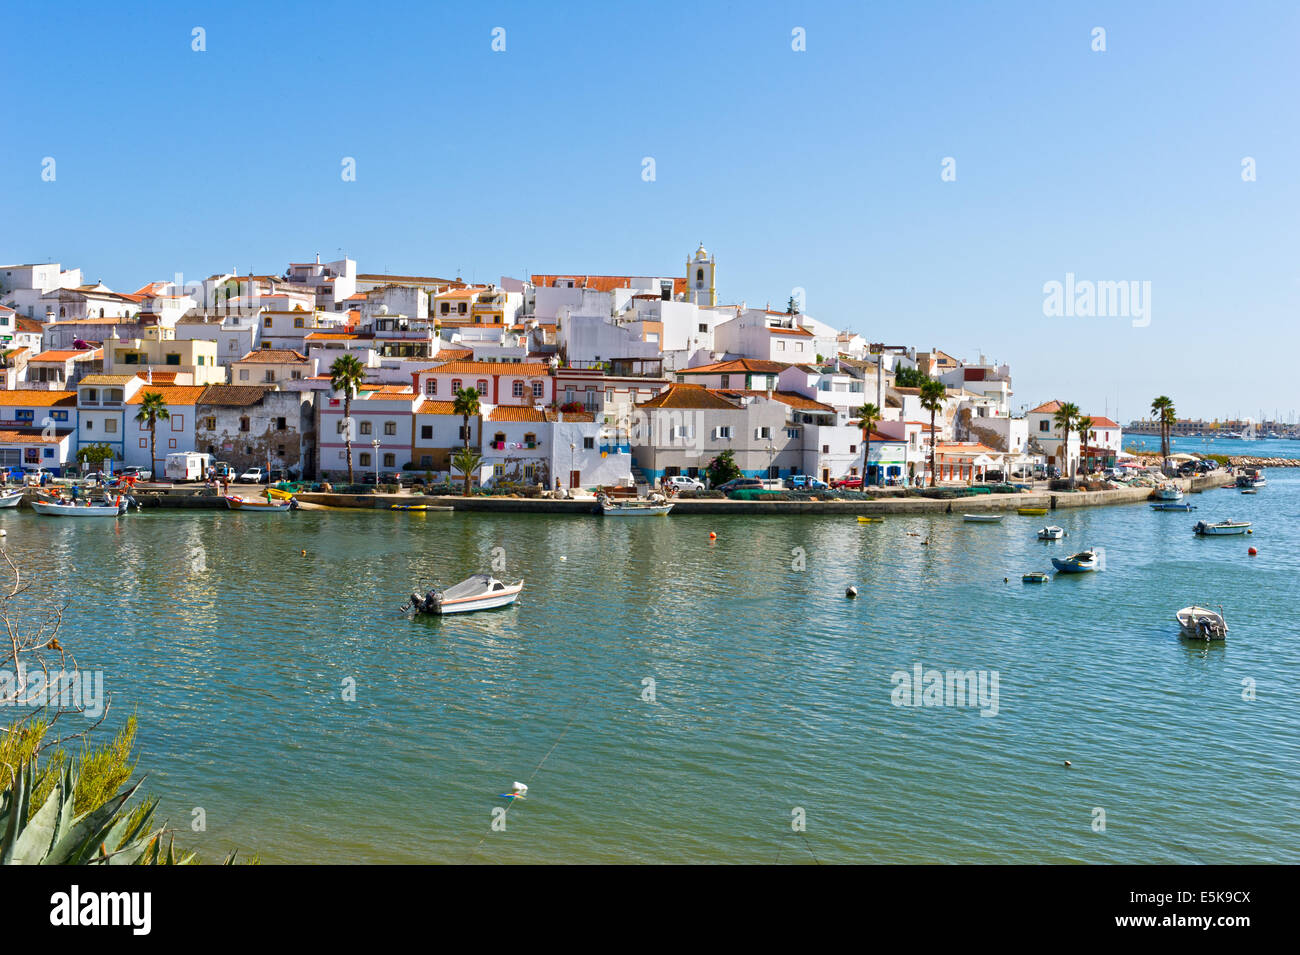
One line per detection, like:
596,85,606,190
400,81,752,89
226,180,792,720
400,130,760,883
329,354,366,484
1151,396,1176,474
453,386,481,451
1076,415,1093,477
919,379,946,486
451,446,482,497
855,403,881,487
134,392,169,479
1052,401,1080,485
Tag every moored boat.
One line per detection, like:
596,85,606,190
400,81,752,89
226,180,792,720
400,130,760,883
856,516,884,523
1016,507,1049,516
1051,550,1099,573
1150,502,1195,511
1175,605,1228,640
1153,483,1184,501
963,513,1004,523
225,496,294,512
0,489,24,509
1022,572,1051,584
1037,525,1065,540
403,573,523,615
1193,520,1251,536
31,496,127,517
597,493,674,516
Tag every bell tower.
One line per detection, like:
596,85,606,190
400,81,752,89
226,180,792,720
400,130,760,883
686,242,716,307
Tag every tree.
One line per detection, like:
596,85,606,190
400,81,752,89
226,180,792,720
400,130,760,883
453,386,481,451
1076,415,1093,475
706,449,742,488
133,392,169,478
74,443,115,473
786,295,800,314
893,365,931,389
919,378,946,486
855,403,881,486
451,446,482,497
329,354,366,484
1151,396,1176,474
1052,402,1081,485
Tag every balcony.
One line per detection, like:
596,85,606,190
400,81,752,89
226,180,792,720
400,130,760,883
600,443,632,455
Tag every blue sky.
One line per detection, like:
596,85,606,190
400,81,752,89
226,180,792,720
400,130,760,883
3,0,1296,422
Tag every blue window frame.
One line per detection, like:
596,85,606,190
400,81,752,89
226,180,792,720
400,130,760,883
15,410,33,422
51,410,69,421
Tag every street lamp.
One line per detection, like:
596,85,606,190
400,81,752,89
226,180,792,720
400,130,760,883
569,442,576,493
371,438,381,485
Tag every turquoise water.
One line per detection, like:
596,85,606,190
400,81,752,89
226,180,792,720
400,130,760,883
4,470,1298,863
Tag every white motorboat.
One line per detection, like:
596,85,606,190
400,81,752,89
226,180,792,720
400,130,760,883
963,513,1004,523
0,490,24,509
1037,525,1065,540
1153,484,1184,501
31,496,127,517
1051,550,1099,573
1176,605,1228,640
403,574,523,615
1193,520,1251,536
597,493,674,516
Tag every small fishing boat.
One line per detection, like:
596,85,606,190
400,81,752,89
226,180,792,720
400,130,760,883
225,496,294,512
963,513,1004,523
856,516,884,523
1022,572,1051,584
31,496,127,517
1153,484,1184,501
1175,605,1228,640
1150,502,1196,511
391,504,427,511
1193,520,1251,536
403,573,523,615
1235,470,1266,489
1016,507,1049,516
0,489,24,509
1037,525,1065,540
1052,550,1099,573
1240,488,1257,495
597,494,674,516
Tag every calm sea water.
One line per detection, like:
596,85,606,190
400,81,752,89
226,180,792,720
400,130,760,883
5,467,1298,864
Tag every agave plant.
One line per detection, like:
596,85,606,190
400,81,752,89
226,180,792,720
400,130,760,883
0,759,179,865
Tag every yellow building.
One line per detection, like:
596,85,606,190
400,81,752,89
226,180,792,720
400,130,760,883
103,326,225,385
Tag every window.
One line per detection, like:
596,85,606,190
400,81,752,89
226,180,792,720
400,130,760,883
239,369,249,381
523,432,537,448
786,428,798,439
776,340,785,351
276,417,287,431
165,353,181,366
85,420,93,431
822,445,829,454
849,445,857,454
383,421,396,436
1038,420,1050,432
512,381,524,398
15,410,33,422
421,425,432,440
583,437,594,450
523,465,535,480
204,417,216,430
420,455,432,466
294,317,304,328
451,379,462,393
383,453,395,468
85,388,98,403
105,420,117,434
458,303,467,314
264,316,273,328
425,380,437,396
477,379,488,395
696,268,704,281
717,426,733,439
359,453,371,466
360,421,372,435
698,324,708,333
264,371,275,382
493,431,506,448
493,464,504,477
720,374,730,388
440,303,449,315
532,381,543,398
171,414,183,431
139,438,147,448
239,417,250,432
756,427,771,439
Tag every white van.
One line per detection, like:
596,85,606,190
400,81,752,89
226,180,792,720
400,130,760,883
165,452,211,483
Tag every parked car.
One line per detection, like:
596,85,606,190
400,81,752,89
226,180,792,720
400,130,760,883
266,468,291,483
831,476,863,490
983,469,1005,483
237,467,265,484
663,475,705,492
715,478,764,494
119,466,152,481
212,462,236,480
787,475,829,490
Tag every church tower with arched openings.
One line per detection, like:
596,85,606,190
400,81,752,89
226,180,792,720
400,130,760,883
686,242,716,306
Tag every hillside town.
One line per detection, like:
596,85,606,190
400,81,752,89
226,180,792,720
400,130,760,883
0,245,1127,490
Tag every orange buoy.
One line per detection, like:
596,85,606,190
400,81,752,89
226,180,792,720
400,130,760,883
709,531,717,540
1248,546,1257,556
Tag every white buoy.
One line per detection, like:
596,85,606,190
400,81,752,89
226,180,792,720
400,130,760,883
511,781,528,796
846,586,859,598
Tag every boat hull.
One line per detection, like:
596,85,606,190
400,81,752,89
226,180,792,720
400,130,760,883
433,581,524,615
225,497,293,511
31,500,122,517
0,492,23,509
1051,553,1098,573
1150,502,1195,511
963,514,1003,523
1017,507,1049,516
1194,521,1251,536
598,503,674,516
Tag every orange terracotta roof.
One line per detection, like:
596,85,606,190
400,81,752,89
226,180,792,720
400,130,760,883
531,274,689,295
304,332,359,340
0,430,66,445
935,442,1000,455
236,349,311,363
0,390,77,407
415,399,458,415
126,385,206,405
137,371,178,384
487,406,547,422
1029,400,1063,414
29,349,100,363
717,389,835,413
1087,416,1120,428
769,326,814,336
426,360,551,376
434,347,473,361
637,383,739,410
678,358,790,375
